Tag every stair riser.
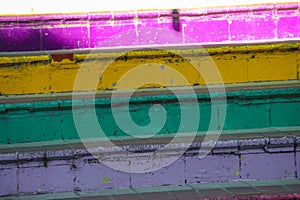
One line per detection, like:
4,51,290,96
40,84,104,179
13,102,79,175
0,135,299,196
0,3,299,52
1,86,300,144
1,44,300,95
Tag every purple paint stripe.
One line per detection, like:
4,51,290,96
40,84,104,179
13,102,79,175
0,135,299,196
0,3,299,52
1,3,298,23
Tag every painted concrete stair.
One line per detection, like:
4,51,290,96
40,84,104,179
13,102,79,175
1,127,300,196
0,42,300,95
1,77,300,196
0,81,299,144
0,80,300,196
0,2,299,52
1,2,300,198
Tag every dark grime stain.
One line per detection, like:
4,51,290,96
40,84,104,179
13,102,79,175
172,9,180,32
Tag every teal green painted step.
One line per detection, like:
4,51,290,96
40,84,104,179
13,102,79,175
0,84,300,144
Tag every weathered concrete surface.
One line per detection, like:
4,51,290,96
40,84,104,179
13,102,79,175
130,157,185,188
0,167,17,196
0,43,299,95
186,155,239,183
0,132,300,196
18,164,74,195
297,152,300,176
0,83,299,144
240,153,295,180
74,156,131,191
0,3,299,52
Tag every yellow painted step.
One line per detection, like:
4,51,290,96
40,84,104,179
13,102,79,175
0,43,299,95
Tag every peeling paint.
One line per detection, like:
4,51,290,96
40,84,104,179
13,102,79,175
0,4,299,52
234,170,239,177
0,84,299,144
0,133,299,196
0,44,299,95
101,177,111,184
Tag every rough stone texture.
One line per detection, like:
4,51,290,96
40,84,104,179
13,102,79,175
0,153,17,167
266,137,295,153
212,140,239,154
239,138,267,154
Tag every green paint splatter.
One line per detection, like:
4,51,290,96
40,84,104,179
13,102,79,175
233,170,239,177
101,177,111,184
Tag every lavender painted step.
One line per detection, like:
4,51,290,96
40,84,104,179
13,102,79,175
0,128,300,196
0,3,299,52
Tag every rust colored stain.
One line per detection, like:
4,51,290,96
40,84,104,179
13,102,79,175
51,53,74,62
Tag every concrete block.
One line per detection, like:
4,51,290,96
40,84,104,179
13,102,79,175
213,140,239,154
239,138,267,154
0,168,17,196
266,137,295,153
186,154,239,183
41,26,89,50
130,157,185,188
18,163,74,194
137,26,183,45
74,156,130,191
248,53,297,82
240,153,295,180
278,16,300,38
0,27,41,52
230,16,276,40
183,19,229,42
0,152,17,167
223,103,270,130
296,152,300,176
18,150,45,168
90,21,136,48
294,137,300,151
271,102,300,127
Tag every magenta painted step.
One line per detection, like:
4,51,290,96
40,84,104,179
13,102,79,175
0,3,299,52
